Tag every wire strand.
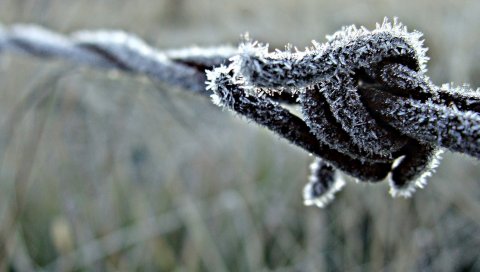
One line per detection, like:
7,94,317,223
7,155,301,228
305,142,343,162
0,23,237,92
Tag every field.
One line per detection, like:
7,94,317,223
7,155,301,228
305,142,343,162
1,0,480,271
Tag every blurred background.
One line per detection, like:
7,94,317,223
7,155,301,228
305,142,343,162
1,0,480,271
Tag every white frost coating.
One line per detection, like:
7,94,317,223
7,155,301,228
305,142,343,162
441,83,480,101
10,24,72,49
73,30,186,74
205,19,477,207
303,159,346,208
325,17,429,72
231,17,430,97
223,18,434,157
374,92,480,158
206,68,236,109
165,45,238,67
5,25,123,69
303,173,346,208
0,24,237,92
229,38,269,94
74,30,153,57
2,20,479,208
206,65,236,108
166,45,237,59
389,149,444,198
206,64,231,92
210,94,223,107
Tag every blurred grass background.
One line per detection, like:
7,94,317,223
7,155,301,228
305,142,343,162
1,0,480,271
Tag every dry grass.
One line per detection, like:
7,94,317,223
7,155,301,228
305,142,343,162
1,0,480,271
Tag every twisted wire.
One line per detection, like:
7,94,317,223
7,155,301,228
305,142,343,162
0,23,237,92
207,18,480,206
1,19,479,207
223,19,480,161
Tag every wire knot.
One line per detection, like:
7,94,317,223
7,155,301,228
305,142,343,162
1,18,479,207
208,18,480,207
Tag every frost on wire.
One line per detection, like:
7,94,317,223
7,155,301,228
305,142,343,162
0,23,238,93
1,18,479,208
208,18,480,207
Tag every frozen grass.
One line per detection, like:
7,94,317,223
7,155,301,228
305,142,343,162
1,0,480,271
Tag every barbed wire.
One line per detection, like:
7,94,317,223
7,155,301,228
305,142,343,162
1,19,479,208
